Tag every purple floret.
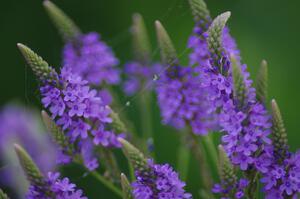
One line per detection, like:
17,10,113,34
63,32,120,85
132,160,192,199
26,172,87,199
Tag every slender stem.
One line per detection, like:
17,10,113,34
89,171,123,198
201,133,219,176
177,133,191,181
102,149,121,183
245,169,259,199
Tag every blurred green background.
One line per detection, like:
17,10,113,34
1,0,300,198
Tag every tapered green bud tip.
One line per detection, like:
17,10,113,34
133,13,142,23
14,143,22,154
261,59,267,66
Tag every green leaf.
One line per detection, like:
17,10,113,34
188,0,210,25
118,138,151,178
43,0,81,41
155,20,178,66
14,144,53,196
121,173,133,199
0,188,10,199
132,13,151,64
17,43,57,81
271,99,288,161
207,12,231,73
231,55,247,109
218,145,237,187
255,60,268,104
41,111,74,155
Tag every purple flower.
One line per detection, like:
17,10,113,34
0,105,57,197
26,172,87,199
132,160,191,199
212,178,248,198
63,32,120,85
40,66,122,170
123,61,162,95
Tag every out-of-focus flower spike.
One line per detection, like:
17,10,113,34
41,111,74,155
17,43,57,81
256,60,268,104
121,173,133,199
14,144,53,197
218,145,237,186
132,13,151,64
155,20,178,66
118,138,151,177
43,0,81,41
188,0,210,25
110,110,128,134
231,55,247,109
0,188,10,199
271,99,288,161
207,12,231,73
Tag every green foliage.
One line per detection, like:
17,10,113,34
121,173,133,199
43,0,81,41
256,60,268,104
0,188,9,199
17,43,56,81
155,20,178,66
131,13,151,64
271,99,288,161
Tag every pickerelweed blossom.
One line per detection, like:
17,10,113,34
26,172,87,199
63,32,120,86
119,138,191,199
0,105,57,197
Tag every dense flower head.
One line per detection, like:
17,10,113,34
212,178,248,199
257,146,300,198
0,105,57,196
123,61,162,95
40,66,124,170
63,32,120,85
156,65,217,135
132,159,192,199
26,172,87,199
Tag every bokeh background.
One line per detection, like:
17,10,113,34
0,0,300,198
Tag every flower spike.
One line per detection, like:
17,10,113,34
271,99,288,161
14,144,53,196
121,173,133,199
207,11,231,73
132,13,151,64
255,60,268,104
43,0,81,41
155,20,178,66
188,0,210,25
231,55,247,109
0,188,9,199
218,145,237,185
17,43,57,81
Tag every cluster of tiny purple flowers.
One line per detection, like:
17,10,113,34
123,61,161,95
40,66,124,170
63,32,120,86
26,172,87,199
132,159,192,199
212,178,249,199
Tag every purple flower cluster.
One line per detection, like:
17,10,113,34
132,159,191,199
257,147,300,198
156,65,217,135
40,66,124,170
0,105,57,196
212,178,249,199
26,172,87,199
123,61,161,95
63,32,120,85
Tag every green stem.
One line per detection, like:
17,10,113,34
102,149,121,183
177,133,191,181
89,171,123,198
245,169,259,199
201,133,219,176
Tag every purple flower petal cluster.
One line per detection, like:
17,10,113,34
123,61,162,95
212,178,248,199
156,65,217,135
132,159,192,199
63,32,120,85
40,66,124,170
257,147,300,198
0,105,57,196
26,172,87,199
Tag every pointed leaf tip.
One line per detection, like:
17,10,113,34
155,20,178,66
43,0,80,41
